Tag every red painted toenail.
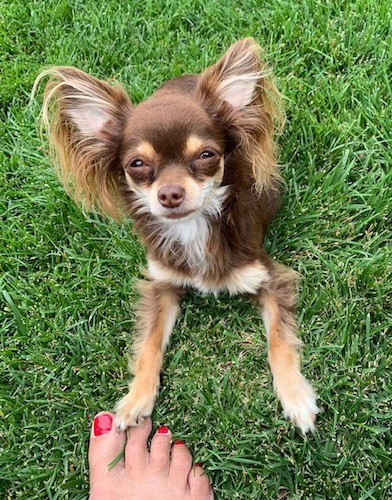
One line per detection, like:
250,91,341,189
157,425,169,434
195,463,202,467
93,413,113,436
174,440,185,445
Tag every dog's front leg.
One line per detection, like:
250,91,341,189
115,280,183,429
258,262,319,433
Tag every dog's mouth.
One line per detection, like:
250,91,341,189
164,210,195,220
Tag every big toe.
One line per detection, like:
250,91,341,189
89,412,126,496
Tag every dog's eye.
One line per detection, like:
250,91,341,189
199,150,215,159
129,159,145,168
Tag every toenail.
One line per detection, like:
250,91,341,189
173,440,185,445
157,425,169,434
93,413,113,437
195,463,202,467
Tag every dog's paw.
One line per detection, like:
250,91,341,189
275,374,319,434
114,381,158,430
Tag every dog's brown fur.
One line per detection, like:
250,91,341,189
37,38,318,432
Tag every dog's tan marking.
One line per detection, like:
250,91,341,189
213,157,225,186
185,135,204,157
136,140,156,159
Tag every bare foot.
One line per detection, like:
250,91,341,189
89,412,213,499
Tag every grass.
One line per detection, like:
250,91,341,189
0,0,391,498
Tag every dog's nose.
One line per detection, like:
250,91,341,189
157,185,185,208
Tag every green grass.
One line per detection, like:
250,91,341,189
1,0,391,498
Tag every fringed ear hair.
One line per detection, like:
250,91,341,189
34,67,132,219
196,38,284,194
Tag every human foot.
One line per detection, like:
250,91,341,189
89,412,213,499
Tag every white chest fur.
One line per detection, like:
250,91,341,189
148,259,270,296
155,214,210,271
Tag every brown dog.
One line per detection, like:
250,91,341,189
38,38,318,432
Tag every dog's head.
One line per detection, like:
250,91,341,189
121,91,227,223
37,38,282,221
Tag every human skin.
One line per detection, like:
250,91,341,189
89,412,213,499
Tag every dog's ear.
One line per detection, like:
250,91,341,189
196,38,283,193
197,38,266,110
36,67,132,218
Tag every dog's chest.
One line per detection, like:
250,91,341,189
148,214,269,296
154,215,211,272
148,258,269,296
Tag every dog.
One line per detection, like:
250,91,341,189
37,38,318,433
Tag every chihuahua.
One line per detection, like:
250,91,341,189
38,38,318,432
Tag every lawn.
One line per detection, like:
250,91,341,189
0,0,391,498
